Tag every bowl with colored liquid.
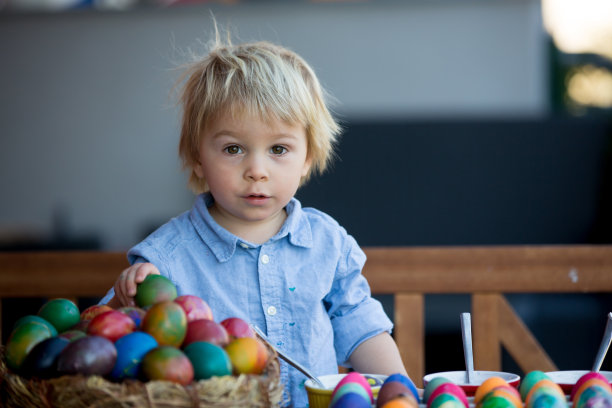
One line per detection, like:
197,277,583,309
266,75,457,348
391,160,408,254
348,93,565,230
545,370,612,395
304,373,387,408
423,370,521,397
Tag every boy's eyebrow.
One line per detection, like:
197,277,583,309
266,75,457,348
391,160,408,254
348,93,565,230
211,129,303,141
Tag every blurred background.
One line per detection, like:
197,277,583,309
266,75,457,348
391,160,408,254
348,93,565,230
1,0,612,376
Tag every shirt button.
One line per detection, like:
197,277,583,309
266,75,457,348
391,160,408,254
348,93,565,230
267,306,277,316
261,254,270,264
240,243,249,249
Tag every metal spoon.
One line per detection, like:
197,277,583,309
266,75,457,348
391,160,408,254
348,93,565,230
592,312,612,372
251,324,326,388
461,312,476,384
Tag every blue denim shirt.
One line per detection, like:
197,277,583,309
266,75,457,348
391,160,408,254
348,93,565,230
100,193,393,407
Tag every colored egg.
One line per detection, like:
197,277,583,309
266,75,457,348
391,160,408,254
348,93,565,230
12,315,58,336
142,301,187,347
429,393,465,408
135,274,177,308
224,337,268,375
57,335,117,376
481,395,521,408
381,395,419,408
334,371,374,402
20,336,70,378
384,373,420,402
110,331,158,381
526,379,566,407
70,319,90,332
572,372,611,401
531,393,568,408
183,341,232,380
377,380,412,408
117,306,146,328
521,371,552,400
5,320,55,371
183,319,230,348
220,317,255,340
428,382,469,408
581,394,612,408
475,377,510,404
331,382,372,406
80,304,113,321
37,298,80,333
481,386,523,408
424,376,453,402
87,310,136,342
331,391,371,408
58,329,87,342
174,295,214,323
572,378,612,402
436,398,467,408
574,385,612,408
141,346,194,385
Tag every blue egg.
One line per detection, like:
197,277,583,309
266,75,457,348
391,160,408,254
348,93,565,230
331,391,371,408
110,332,157,380
384,373,420,402
330,382,371,406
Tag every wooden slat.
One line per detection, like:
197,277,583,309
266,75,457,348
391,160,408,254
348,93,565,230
363,245,612,293
394,293,424,387
472,294,501,370
0,251,127,297
498,295,558,372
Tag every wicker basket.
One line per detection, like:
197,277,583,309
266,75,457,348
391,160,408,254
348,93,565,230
0,341,284,408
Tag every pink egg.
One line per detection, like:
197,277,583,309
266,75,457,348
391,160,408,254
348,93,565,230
571,372,611,401
332,372,374,403
427,382,469,408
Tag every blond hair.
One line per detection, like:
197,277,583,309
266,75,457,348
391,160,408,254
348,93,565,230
177,32,342,194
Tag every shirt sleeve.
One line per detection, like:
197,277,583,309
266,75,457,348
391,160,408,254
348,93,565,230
324,234,394,366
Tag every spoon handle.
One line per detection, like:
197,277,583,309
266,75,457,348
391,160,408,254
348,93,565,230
251,324,325,388
461,312,475,384
592,312,612,372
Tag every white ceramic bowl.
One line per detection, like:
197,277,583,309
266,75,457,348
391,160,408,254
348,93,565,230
545,370,612,394
423,370,521,396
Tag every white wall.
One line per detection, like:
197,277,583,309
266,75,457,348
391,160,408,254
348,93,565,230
0,0,547,250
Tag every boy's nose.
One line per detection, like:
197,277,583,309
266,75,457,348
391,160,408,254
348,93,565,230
244,156,269,182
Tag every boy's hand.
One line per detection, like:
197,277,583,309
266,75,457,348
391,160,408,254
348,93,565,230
113,263,161,307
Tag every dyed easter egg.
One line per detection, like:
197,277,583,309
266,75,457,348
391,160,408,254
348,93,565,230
424,377,453,402
481,386,523,408
574,385,612,408
110,331,158,381
381,395,419,408
334,371,374,403
531,393,568,408
573,379,612,404
225,337,268,375
37,298,80,333
183,319,229,348
80,304,113,321
526,379,565,407
141,346,194,385
571,372,610,401
174,295,213,323
135,275,177,308
428,382,469,408
58,329,87,342
521,371,552,400
331,391,371,408
331,382,372,406
117,306,146,328
12,315,58,336
377,380,413,408
183,341,232,380
88,310,136,342
5,320,55,371
384,373,420,402
480,395,519,408
141,301,187,347
20,336,70,378
475,377,509,404
70,319,90,332
57,335,117,376
429,393,465,408
580,394,612,408
220,317,255,340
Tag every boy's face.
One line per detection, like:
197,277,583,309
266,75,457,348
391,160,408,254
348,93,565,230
194,110,312,234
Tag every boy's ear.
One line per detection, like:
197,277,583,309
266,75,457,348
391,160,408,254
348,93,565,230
301,155,313,178
194,161,205,179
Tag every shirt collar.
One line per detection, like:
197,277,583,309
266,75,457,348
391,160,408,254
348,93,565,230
190,193,313,263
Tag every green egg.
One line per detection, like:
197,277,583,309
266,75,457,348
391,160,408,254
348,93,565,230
481,395,517,408
13,315,58,337
424,376,452,403
134,275,177,308
183,341,232,380
38,298,80,333
5,320,55,371
520,371,551,401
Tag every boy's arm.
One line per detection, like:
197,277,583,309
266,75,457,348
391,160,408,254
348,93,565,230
348,332,408,376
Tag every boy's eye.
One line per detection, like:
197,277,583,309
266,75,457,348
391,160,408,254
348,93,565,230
271,145,287,155
225,145,242,154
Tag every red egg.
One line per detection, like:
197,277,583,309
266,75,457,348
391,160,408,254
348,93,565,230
427,382,469,408
220,317,255,340
80,304,113,321
174,295,213,323
182,319,229,348
141,346,193,385
87,310,136,342
333,372,374,403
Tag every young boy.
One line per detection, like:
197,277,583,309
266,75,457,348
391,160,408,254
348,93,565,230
100,35,408,407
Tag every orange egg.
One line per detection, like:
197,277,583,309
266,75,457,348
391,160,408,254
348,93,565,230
225,337,268,375
525,379,565,406
475,377,509,404
382,395,419,408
